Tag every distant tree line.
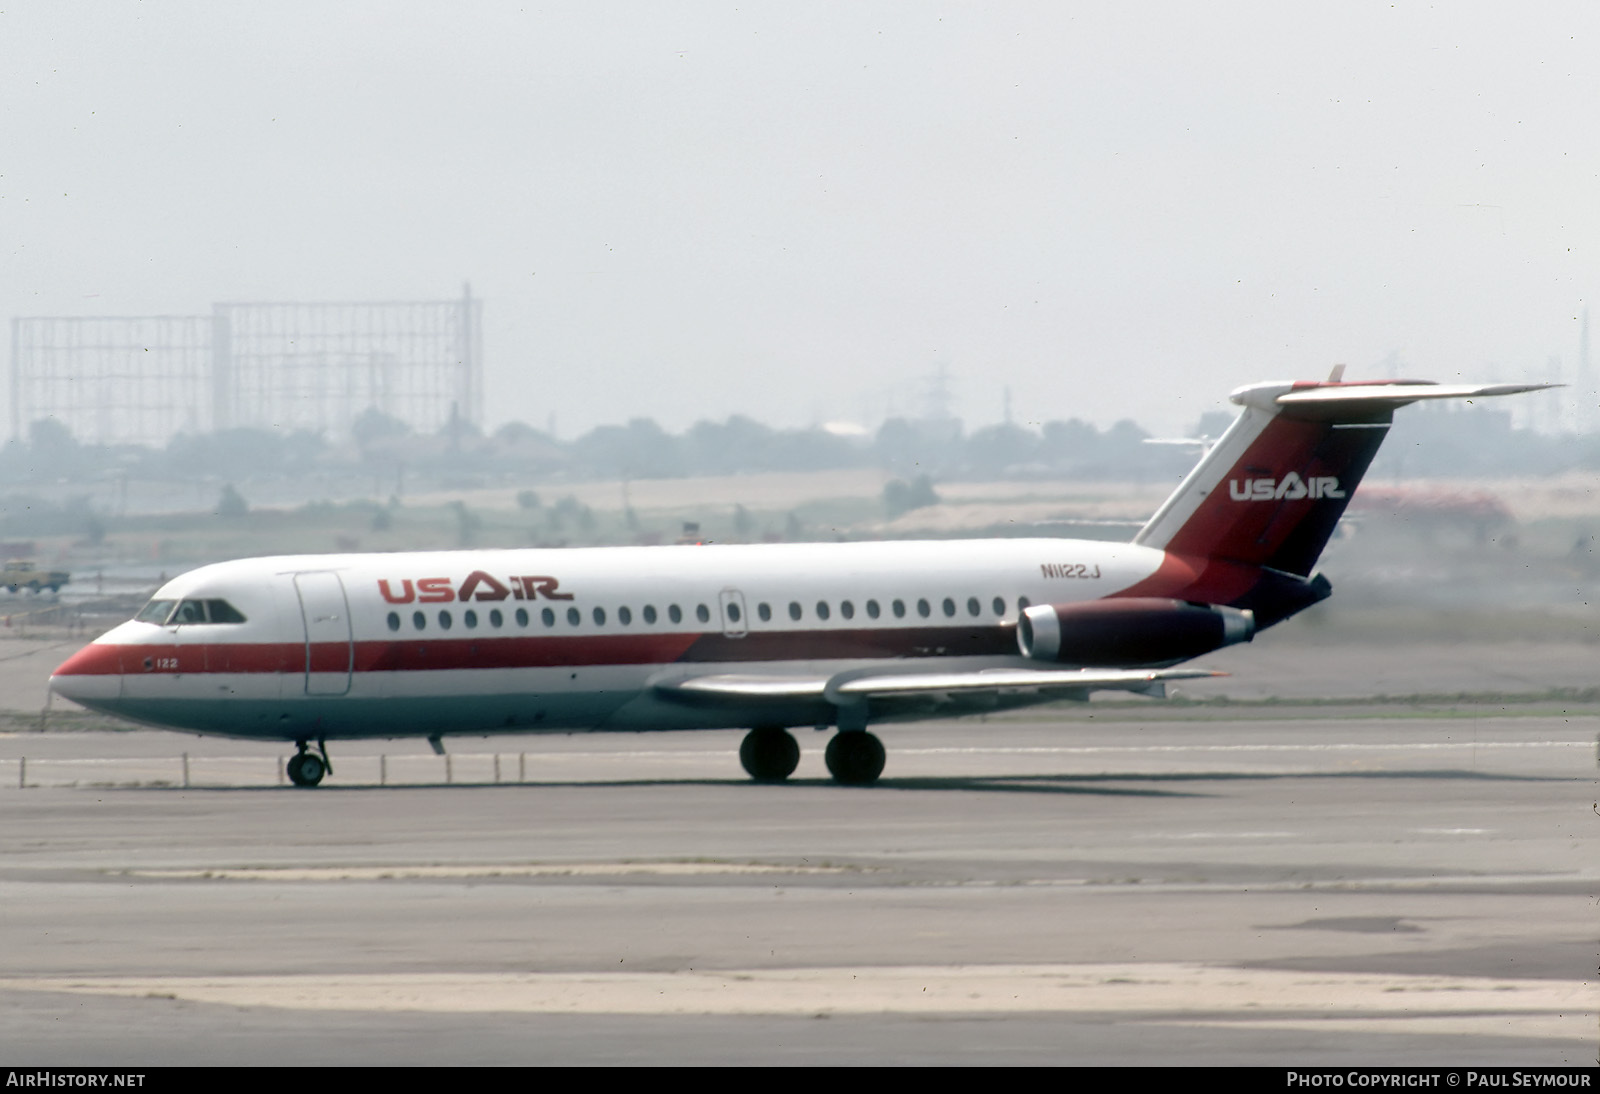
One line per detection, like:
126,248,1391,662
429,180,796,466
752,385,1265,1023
3,400,1597,494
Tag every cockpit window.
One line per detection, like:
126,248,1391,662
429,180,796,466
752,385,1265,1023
135,599,177,624
205,599,247,624
134,598,247,625
169,600,208,625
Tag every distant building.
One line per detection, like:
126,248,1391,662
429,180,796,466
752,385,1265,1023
8,286,482,447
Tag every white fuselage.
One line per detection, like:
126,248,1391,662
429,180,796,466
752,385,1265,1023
50,538,1166,742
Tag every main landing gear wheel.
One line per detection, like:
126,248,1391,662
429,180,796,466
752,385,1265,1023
739,727,801,782
286,750,326,788
825,731,885,786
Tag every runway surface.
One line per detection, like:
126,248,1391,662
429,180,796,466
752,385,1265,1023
1,710,1595,1065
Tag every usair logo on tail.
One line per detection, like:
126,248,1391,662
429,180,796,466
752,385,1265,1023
1227,472,1344,502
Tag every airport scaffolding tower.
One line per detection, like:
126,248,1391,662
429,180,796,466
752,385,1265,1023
9,315,213,448
8,286,483,447
213,288,482,436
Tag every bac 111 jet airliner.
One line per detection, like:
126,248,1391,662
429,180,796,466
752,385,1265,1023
49,375,1550,786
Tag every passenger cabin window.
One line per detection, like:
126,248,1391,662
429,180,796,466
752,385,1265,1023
840,601,854,620
618,606,632,625
866,600,881,619
696,604,711,624
669,604,683,624
643,605,658,624
757,603,771,622
387,612,401,632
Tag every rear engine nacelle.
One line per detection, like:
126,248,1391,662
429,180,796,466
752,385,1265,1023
1017,597,1255,666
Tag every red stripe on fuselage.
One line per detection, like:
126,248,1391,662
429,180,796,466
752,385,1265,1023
51,642,131,676
1111,551,1262,606
53,624,1016,677
358,632,702,672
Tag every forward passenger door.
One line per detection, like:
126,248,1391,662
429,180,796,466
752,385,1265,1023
294,572,353,696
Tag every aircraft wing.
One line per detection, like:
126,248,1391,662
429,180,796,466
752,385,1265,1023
658,674,832,700
831,666,1221,696
656,666,1222,705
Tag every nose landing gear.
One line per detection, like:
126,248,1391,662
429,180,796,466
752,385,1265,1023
286,740,332,788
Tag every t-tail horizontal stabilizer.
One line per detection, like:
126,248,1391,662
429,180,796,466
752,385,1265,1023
1134,378,1556,578
1118,376,1555,628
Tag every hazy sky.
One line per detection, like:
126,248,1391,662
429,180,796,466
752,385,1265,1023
4,2,1598,438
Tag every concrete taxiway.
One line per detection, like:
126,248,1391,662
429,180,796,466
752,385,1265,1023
0,708,1595,1065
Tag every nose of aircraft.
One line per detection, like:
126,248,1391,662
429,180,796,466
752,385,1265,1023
49,642,125,706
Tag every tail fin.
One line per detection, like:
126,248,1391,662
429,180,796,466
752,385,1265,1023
1134,379,1553,576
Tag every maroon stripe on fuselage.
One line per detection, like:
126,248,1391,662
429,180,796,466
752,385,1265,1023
680,625,1013,661
1112,551,1332,628
1111,552,1262,606
51,642,136,676
356,632,702,672
56,623,1017,677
